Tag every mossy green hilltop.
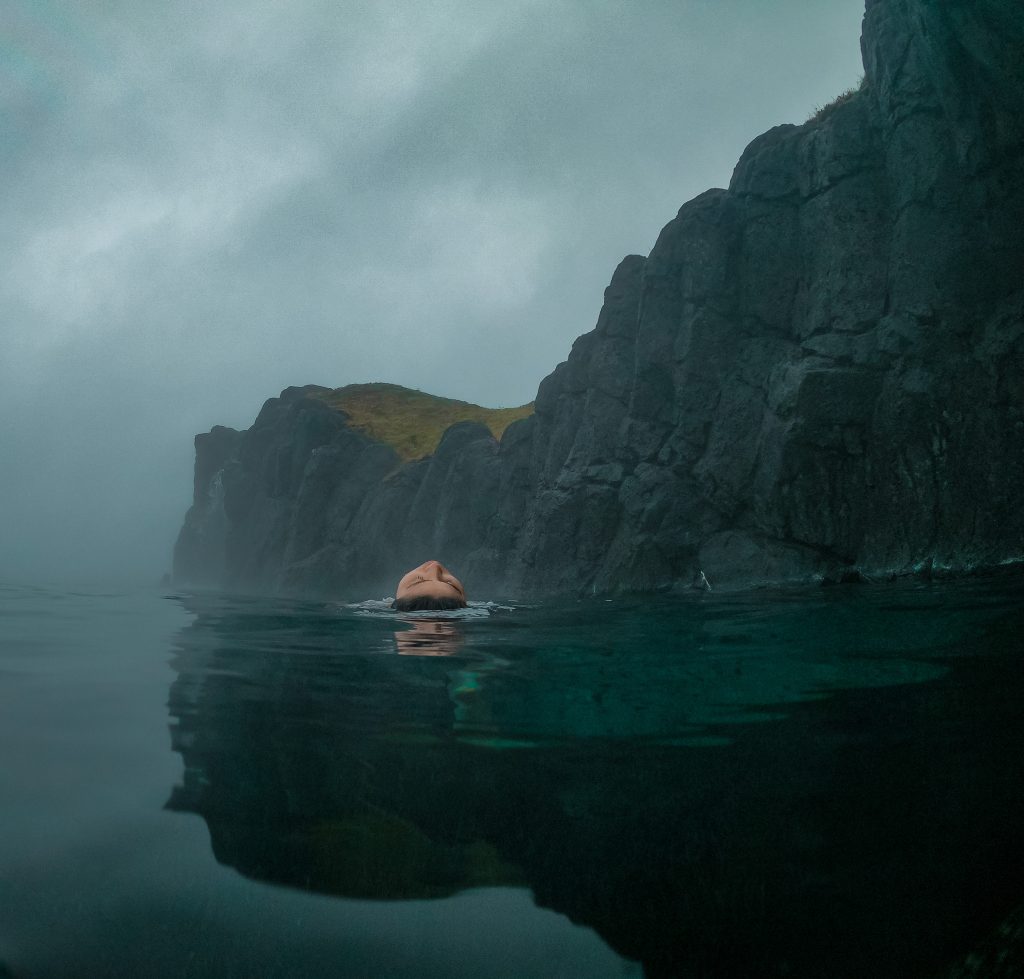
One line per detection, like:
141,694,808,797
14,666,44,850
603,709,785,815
312,382,534,462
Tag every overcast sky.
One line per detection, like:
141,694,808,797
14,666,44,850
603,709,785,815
1,0,865,584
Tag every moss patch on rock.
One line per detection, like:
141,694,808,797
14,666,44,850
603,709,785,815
314,382,533,461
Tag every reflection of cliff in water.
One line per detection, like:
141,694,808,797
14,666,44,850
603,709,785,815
167,588,1024,978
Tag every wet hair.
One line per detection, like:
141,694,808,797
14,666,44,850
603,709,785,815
391,594,467,612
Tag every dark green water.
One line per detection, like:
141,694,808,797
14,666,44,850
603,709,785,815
1,574,1023,977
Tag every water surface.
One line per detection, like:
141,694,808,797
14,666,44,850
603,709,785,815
1,574,1022,977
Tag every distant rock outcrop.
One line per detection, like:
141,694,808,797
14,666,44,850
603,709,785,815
174,0,1024,599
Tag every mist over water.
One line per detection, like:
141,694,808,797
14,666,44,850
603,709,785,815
2,573,1022,977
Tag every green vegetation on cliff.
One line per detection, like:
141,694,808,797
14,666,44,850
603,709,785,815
807,75,866,123
314,383,534,461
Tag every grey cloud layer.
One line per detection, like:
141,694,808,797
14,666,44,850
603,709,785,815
0,0,864,582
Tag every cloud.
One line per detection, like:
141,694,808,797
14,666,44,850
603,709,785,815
0,0,867,583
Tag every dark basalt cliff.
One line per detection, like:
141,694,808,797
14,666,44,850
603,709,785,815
174,0,1024,599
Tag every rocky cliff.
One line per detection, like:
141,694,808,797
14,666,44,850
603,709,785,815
174,0,1024,599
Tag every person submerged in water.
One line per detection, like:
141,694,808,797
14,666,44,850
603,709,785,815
391,559,468,612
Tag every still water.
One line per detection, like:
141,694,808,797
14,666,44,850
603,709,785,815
1,574,1022,977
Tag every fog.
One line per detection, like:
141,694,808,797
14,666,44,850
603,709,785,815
0,0,865,585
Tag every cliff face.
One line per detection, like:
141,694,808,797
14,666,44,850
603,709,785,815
174,0,1024,599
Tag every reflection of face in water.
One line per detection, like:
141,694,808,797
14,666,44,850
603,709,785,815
393,619,501,731
394,618,464,656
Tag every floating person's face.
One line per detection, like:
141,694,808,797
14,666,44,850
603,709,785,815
392,560,467,612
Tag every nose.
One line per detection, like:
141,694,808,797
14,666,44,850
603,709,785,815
430,562,445,579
